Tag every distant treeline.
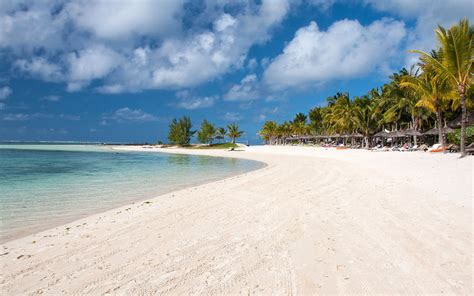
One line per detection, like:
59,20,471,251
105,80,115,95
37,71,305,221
167,116,244,146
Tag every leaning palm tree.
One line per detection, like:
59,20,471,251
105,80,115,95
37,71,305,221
409,18,473,156
401,65,452,147
215,127,227,143
227,123,244,144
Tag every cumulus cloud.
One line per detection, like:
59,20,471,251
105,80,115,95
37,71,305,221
175,91,216,110
263,19,406,89
364,0,472,65
0,86,12,99
103,108,159,123
224,74,261,101
14,57,64,82
223,112,242,122
66,45,123,91
67,0,184,41
1,0,291,93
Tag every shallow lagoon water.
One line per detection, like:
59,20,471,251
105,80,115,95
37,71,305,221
0,144,263,242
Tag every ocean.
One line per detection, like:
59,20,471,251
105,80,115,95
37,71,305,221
0,144,263,242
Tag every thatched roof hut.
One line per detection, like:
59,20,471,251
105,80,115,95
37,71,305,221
403,129,422,137
374,130,390,138
423,127,456,136
448,111,474,128
387,130,406,138
350,133,364,138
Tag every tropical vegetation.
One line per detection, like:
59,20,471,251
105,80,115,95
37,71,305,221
259,18,473,154
167,117,244,146
168,116,195,146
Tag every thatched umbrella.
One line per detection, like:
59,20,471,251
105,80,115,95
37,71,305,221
403,128,422,145
403,129,422,137
448,111,474,128
387,130,405,138
350,132,364,138
423,127,455,136
374,130,389,138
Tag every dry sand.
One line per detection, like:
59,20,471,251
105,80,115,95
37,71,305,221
0,145,472,294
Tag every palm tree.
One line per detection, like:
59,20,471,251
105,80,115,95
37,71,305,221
227,123,244,144
215,127,227,143
386,67,423,144
401,61,452,146
353,95,378,148
258,121,277,144
409,18,473,156
293,112,307,124
277,121,292,144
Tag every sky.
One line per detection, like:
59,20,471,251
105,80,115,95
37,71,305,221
0,0,471,144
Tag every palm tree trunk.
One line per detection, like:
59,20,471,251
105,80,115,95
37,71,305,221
459,85,467,157
436,107,445,147
232,137,236,144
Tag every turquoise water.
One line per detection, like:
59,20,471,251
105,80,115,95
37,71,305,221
0,144,263,242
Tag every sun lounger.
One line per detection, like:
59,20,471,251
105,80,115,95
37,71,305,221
466,143,474,155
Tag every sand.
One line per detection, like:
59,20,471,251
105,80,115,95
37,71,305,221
0,145,472,294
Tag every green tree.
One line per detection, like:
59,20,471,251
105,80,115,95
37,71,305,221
401,60,452,146
215,127,227,143
353,95,378,148
167,116,195,146
258,120,278,144
197,120,216,144
308,107,324,134
227,123,244,144
410,18,473,156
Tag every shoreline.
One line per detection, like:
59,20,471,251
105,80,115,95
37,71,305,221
0,147,266,244
1,145,472,294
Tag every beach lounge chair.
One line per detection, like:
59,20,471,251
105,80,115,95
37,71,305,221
466,143,474,155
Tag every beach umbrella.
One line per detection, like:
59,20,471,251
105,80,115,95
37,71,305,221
423,127,439,136
374,130,389,138
423,127,456,136
387,130,406,138
447,111,474,128
442,127,455,134
350,133,364,138
403,129,422,137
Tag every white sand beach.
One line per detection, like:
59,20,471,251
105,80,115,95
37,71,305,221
0,146,472,294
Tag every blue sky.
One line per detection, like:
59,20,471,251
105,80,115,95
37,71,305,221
0,0,471,144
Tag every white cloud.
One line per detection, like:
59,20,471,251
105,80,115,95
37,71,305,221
103,108,159,123
175,91,217,110
224,74,261,101
66,0,185,41
263,18,406,89
223,112,242,122
246,58,258,70
67,45,123,91
0,0,292,93
0,86,12,99
14,57,63,82
364,0,472,66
